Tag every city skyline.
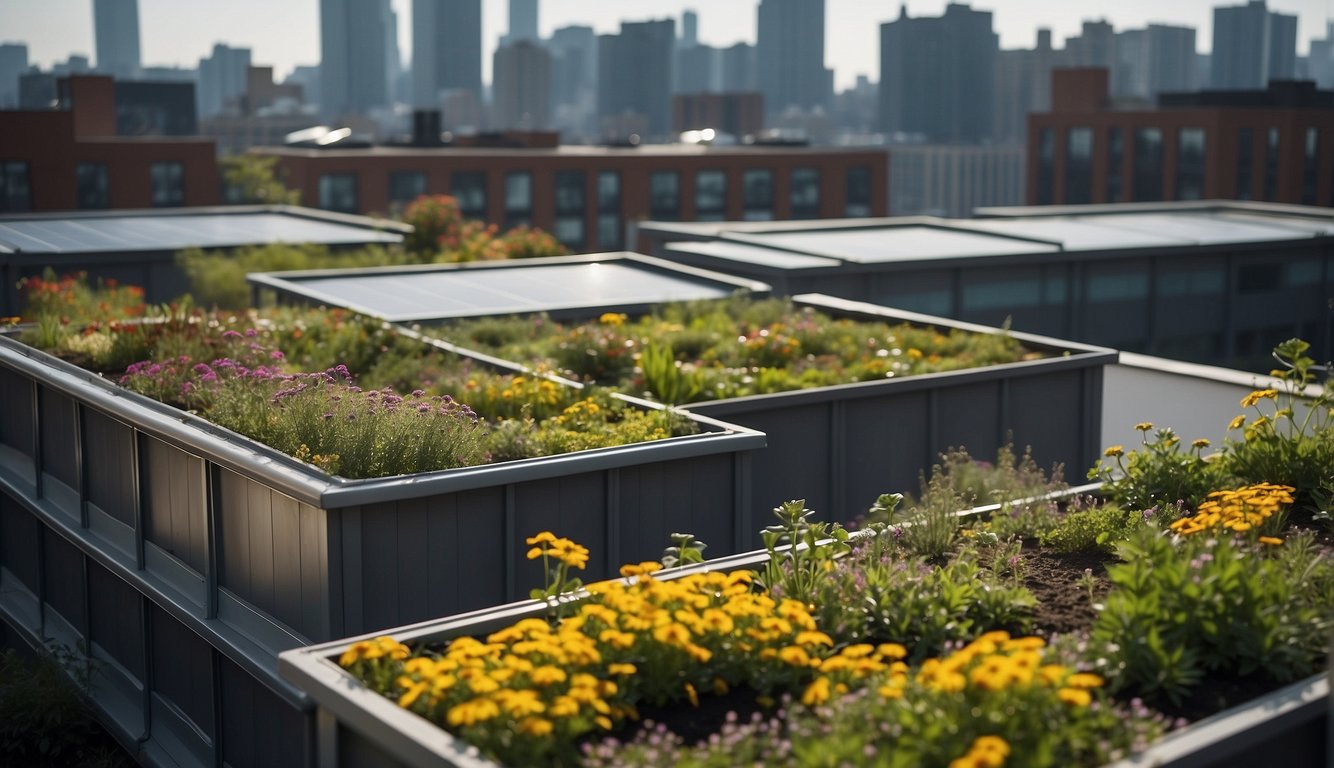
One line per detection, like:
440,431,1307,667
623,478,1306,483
4,0,1333,90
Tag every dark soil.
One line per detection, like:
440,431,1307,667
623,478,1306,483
1021,547,1108,637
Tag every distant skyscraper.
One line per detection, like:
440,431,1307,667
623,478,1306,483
598,19,675,138
676,44,720,94
880,3,997,144
412,0,482,108
321,0,392,117
549,24,598,139
1115,25,1196,100
756,0,829,115
197,43,252,119
720,43,756,93
1310,23,1334,89
0,43,29,109
1211,0,1297,89
508,0,539,43
492,40,550,130
992,28,1056,145
92,0,142,79
1064,20,1115,70
681,10,699,48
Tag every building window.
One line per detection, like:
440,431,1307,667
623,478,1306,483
150,162,185,207
596,171,621,249
1131,127,1163,202
695,170,726,221
451,172,487,219
1035,127,1054,205
388,171,427,214
317,172,358,213
790,167,820,219
649,170,679,221
743,168,773,220
1175,128,1206,201
1263,127,1279,200
1106,127,1124,202
845,166,871,217
0,161,31,213
1064,127,1093,205
76,163,109,210
504,172,532,228
1302,127,1318,205
1236,127,1254,201
554,170,586,250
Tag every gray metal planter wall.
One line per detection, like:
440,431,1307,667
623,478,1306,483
0,336,762,768
681,294,1115,523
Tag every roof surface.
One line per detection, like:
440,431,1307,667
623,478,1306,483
0,210,403,254
251,258,758,322
736,226,1061,263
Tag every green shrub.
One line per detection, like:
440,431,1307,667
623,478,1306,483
0,645,132,768
1038,498,1146,554
1090,424,1227,512
178,243,413,309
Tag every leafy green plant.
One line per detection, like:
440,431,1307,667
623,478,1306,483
1220,338,1333,513
637,340,704,404
1090,423,1227,512
1039,498,1151,554
757,499,853,606
178,242,414,309
219,154,301,205
660,532,707,569
1093,525,1333,705
870,477,961,560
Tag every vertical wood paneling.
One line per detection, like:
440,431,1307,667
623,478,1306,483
270,492,302,632
0,492,40,591
143,438,208,573
217,469,252,599
0,366,34,458
1007,371,1083,477
88,561,146,680
515,473,609,586
220,659,308,768
83,410,136,526
358,502,398,633
714,404,834,519
42,532,86,636
618,455,737,563
842,394,930,512
150,605,215,739
298,501,326,641
38,387,78,490
936,382,1002,461
246,482,274,613
451,489,506,613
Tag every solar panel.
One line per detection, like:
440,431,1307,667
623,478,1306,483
252,258,760,322
666,241,842,269
743,226,1059,263
0,212,402,254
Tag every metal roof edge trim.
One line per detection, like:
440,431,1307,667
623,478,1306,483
973,199,1334,222
1116,351,1325,398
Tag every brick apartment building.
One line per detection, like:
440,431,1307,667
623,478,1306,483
1028,68,1334,206
255,139,887,252
1,75,218,212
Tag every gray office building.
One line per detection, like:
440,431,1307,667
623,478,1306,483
92,0,142,79
756,0,829,115
411,0,482,108
0,43,28,109
197,43,252,119
1211,0,1297,89
597,19,675,138
320,0,392,116
508,0,539,43
880,3,997,144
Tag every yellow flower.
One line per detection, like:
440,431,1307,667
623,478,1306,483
683,682,700,708
1064,672,1104,689
794,630,834,647
1191,438,1210,449
526,531,558,545
877,643,908,659
973,735,1011,757
1258,536,1284,546
607,663,637,676
1228,414,1246,430
446,698,501,727
518,717,553,736
1134,422,1153,431
1104,445,1124,458
778,646,812,667
1240,389,1278,408
530,666,567,686
1057,687,1092,707
801,676,831,706
599,312,627,326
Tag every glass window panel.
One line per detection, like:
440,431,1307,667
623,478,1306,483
1132,128,1162,202
1236,127,1254,200
1263,127,1279,200
1036,127,1054,204
1175,128,1206,201
317,173,358,214
845,166,872,217
1105,127,1123,202
695,170,726,219
555,171,586,215
790,167,820,218
554,217,585,249
1087,273,1149,302
597,171,620,212
1302,127,1318,205
1158,269,1225,297
963,278,1042,311
388,171,427,212
451,172,487,218
597,214,622,249
150,162,185,207
649,171,679,220
743,168,773,218
1064,127,1093,205
76,163,109,210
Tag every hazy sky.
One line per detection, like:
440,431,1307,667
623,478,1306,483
3,0,1332,89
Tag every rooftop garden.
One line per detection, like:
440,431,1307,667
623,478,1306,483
329,337,1333,766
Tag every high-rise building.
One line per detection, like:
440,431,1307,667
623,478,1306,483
1211,0,1297,89
0,43,28,109
1113,24,1195,101
92,0,142,80
597,19,675,139
889,144,1025,217
676,45,720,94
993,28,1057,145
756,0,829,115
548,25,598,140
1310,23,1334,89
412,0,482,108
197,43,252,119
1064,20,1115,70
681,10,699,48
320,0,392,117
721,43,756,93
492,40,551,130
880,3,997,144
507,0,539,44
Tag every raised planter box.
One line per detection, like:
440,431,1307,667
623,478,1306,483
250,258,1116,525
277,500,1330,768
0,334,763,768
